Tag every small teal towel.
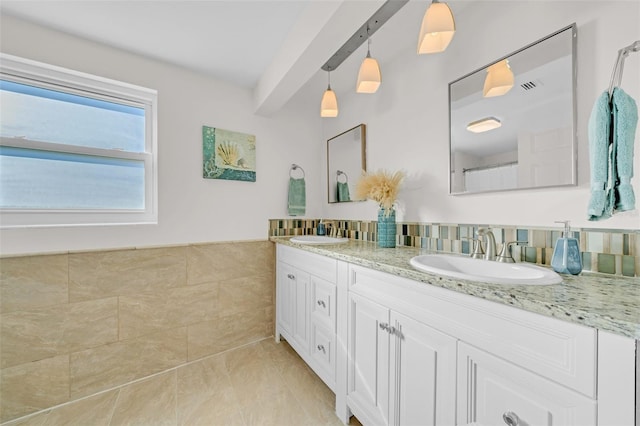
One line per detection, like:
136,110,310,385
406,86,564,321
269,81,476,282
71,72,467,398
287,177,305,216
587,92,613,221
612,87,638,212
337,182,351,202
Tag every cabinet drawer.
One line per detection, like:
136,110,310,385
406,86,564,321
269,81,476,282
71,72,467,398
278,244,337,283
311,276,336,331
457,342,596,426
311,322,336,382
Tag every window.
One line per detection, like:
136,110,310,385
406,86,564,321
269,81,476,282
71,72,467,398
0,54,157,227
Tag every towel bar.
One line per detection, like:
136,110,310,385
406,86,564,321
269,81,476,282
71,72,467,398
608,40,640,100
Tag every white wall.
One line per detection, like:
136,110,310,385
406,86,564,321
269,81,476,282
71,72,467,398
0,15,323,255
320,1,640,231
1,2,639,255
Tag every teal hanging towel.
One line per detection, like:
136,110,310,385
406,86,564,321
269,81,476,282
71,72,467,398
288,164,306,216
337,182,351,202
590,40,640,220
587,92,612,221
336,170,351,202
612,87,638,212
288,177,306,216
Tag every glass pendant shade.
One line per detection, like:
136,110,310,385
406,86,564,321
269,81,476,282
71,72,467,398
356,55,381,93
417,1,456,54
483,59,514,97
320,86,338,117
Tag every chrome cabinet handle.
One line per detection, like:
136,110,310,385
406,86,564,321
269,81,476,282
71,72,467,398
317,300,326,308
317,344,325,353
379,322,403,338
502,411,520,426
287,274,295,279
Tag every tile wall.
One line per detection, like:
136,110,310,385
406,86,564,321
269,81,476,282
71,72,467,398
0,241,275,423
269,219,640,278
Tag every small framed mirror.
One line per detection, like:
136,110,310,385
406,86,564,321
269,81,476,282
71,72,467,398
327,124,366,203
449,24,577,194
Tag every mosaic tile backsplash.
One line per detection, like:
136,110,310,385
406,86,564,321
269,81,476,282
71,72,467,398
269,219,639,278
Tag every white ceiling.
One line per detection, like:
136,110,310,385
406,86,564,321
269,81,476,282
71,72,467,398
1,0,308,89
0,0,428,115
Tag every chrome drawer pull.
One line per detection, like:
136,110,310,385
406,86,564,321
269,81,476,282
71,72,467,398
317,300,326,307
379,322,390,332
287,274,295,279
503,411,520,426
317,344,326,353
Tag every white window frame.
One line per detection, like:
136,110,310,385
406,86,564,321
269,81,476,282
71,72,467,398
0,53,158,228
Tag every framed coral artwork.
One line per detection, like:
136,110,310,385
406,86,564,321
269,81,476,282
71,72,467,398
202,126,256,182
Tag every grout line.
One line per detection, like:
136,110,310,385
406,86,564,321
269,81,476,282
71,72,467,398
105,387,122,426
173,369,178,426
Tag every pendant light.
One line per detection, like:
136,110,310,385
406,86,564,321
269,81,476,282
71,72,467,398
483,59,514,97
417,0,456,54
320,70,338,117
356,25,381,93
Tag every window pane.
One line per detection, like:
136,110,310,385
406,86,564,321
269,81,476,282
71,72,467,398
0,79,145,152
0,146,144,210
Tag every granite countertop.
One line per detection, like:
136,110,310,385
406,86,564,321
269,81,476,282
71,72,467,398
272,237,640,340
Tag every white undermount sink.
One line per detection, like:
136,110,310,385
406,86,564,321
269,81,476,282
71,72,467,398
289,235,349,245
409,254,562,285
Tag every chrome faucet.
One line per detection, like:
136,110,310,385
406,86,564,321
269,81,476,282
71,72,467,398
477,228,496,261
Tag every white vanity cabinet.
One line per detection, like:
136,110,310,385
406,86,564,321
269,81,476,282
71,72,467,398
275,244,338,390
275,244,636,426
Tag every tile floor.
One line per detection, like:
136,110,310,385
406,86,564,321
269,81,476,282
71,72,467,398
4,338,362,426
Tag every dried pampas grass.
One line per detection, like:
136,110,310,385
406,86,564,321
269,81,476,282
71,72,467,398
355,169,404,215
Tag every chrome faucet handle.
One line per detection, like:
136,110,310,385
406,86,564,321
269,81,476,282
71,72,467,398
496,241,528,263
463,237,485,259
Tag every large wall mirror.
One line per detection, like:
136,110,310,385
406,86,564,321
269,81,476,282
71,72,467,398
449,24,577,195
327,124,366,203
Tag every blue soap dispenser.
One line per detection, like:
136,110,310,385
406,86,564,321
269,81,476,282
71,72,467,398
551,220,582,275
317,219,326,236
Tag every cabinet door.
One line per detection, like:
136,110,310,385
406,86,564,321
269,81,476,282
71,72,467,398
389,311,457,426
292,269,310,350
457,342,596,426
276,262,295,337
347,293,391,426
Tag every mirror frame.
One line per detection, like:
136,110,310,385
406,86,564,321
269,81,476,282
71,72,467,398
327,124,367,204
448,23,577,195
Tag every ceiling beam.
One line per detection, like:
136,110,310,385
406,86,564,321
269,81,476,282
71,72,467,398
253,0,385,117
321,0,409,72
